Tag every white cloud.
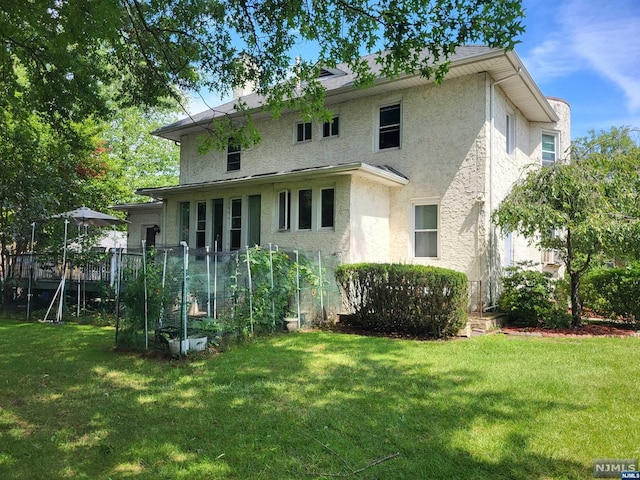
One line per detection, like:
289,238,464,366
521,38,583,81
560,0,640,112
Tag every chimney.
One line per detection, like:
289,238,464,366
232,54,258,100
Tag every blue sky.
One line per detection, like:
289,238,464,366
518,0,640,139
188,0,640,141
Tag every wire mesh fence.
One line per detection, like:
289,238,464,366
114,244,342,354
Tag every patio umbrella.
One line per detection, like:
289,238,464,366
52,206,127,227
45,206,127,322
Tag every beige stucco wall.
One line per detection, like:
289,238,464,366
125,206,163,250
155,71,570,304
348,176,392,263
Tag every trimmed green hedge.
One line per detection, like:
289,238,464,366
582,264,640,323
334,263,468,338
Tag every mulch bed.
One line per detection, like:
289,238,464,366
331,319,639,339
500,323,639,337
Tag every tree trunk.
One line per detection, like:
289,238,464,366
569,272,582,327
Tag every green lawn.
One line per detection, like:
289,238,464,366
0,320,638,479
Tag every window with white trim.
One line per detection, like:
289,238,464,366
278,190,290,231
179,201,190,244
227,141,241,171
196,201,206,249
295,121,312,142
541,132,558,167
297,189,313,230
320,188,335,228
230,198,242,250
506,114,515,155
323,116,339,138
413,204,438,257
378,103,401,150
276,187,335,232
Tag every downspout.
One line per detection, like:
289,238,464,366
488,68,521,306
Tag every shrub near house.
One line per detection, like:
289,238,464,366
335,263,467,338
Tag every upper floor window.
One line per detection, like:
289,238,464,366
296,121,312,143
378,103,401,150
227,141,241,171
541,132,558,167
323,116,339,138
413,204,438,258
506,114,515,155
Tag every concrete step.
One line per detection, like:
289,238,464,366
458,313,505,337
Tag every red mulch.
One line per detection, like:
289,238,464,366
501,323,638,337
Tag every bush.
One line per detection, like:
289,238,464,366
582,263,640,323
498,263,565,327
334,263,467,338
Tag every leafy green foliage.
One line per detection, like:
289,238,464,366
582,263,640,324
335,263,467,338
227,247,322,333
1,0,524,147
498,263,570,328
493,127,640,326
119,255,175,348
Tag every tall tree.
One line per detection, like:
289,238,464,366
101,105,180,204
492,127,640,326
1,0,525,142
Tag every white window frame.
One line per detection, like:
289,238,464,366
295,121,312,143
226,141,241,171
196,201,207,249
411,201,439,259
276,186,336,233
376,101,402,151
296,188,313,231
277,190,290,231
322,116,340,138
506,113,515,155
318,187,335,230
541,131,559,167
229,197,243,251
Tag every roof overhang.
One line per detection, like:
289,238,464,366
153,47,559,142
111,201,164,212
136,162,409,200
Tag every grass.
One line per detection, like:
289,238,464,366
0,320,639,479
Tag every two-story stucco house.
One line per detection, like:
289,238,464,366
120,45,570,307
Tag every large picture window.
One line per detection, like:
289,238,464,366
414,204,438,257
